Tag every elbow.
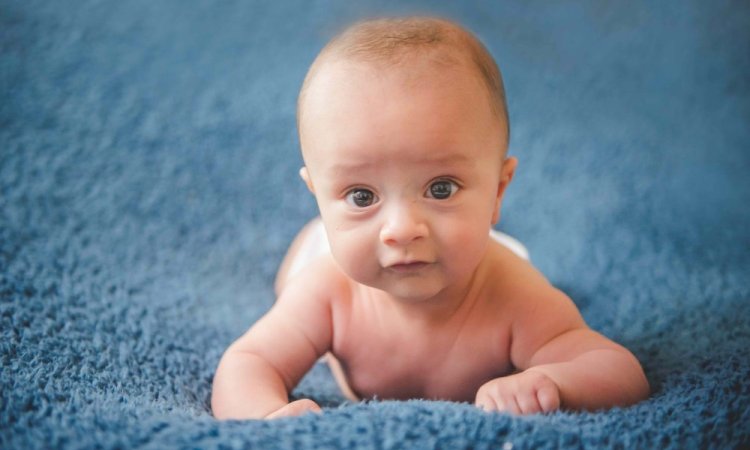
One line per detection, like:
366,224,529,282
211,400,229,421
210,361,231,420
631,360,651,403
586,347,652,409
209,348,245,420
615,350,651,407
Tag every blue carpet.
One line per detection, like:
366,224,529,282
2,1,749,448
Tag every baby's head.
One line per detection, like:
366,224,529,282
296,17,517,301
298,16,510,154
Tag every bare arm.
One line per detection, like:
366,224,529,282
522,327,650,411
476,261,649,414
211,346,301,419
211,263,338,420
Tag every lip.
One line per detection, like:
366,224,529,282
386,261,431,273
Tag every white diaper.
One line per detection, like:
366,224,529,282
287,219,529,280
489,228,529,261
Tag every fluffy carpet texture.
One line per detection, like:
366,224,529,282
2,0,749,448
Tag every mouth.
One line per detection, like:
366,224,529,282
386,261,431,274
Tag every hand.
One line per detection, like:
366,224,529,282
265,399,322,420
475,370,561,415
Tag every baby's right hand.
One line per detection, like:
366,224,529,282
265,399,322,420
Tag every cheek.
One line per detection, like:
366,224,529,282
436,215,491,270
326,224,379,282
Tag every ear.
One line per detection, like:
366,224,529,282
299,167,315,194
491,156,517,224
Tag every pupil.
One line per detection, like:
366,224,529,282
353,190,373,206
431,182,451,199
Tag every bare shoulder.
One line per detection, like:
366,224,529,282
221,254,352,393
276,253,352,310
485,241,587,366
279,253,349,299
485,240,562,301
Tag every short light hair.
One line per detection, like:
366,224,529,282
297,16,510,147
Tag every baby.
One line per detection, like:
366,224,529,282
211,17,649,420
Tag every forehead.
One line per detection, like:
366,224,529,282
300,58,504,168
301,52,494,120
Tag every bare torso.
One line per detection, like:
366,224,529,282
330,283,514,402
275,219,536,403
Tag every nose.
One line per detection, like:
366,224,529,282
379,201,429,246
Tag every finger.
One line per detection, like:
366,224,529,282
266,399,322,420
500,395,522,415
290,399,322,416
536,385,561,413
475,392,500,412
265,405,291,420
516,391,543,415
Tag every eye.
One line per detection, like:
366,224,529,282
426,179,459,200
345,188,378,208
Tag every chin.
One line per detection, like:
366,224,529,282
379,279,447,303
350,269,449,302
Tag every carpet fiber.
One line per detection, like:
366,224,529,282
2,1,749,448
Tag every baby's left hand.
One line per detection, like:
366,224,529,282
475,370,561,415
